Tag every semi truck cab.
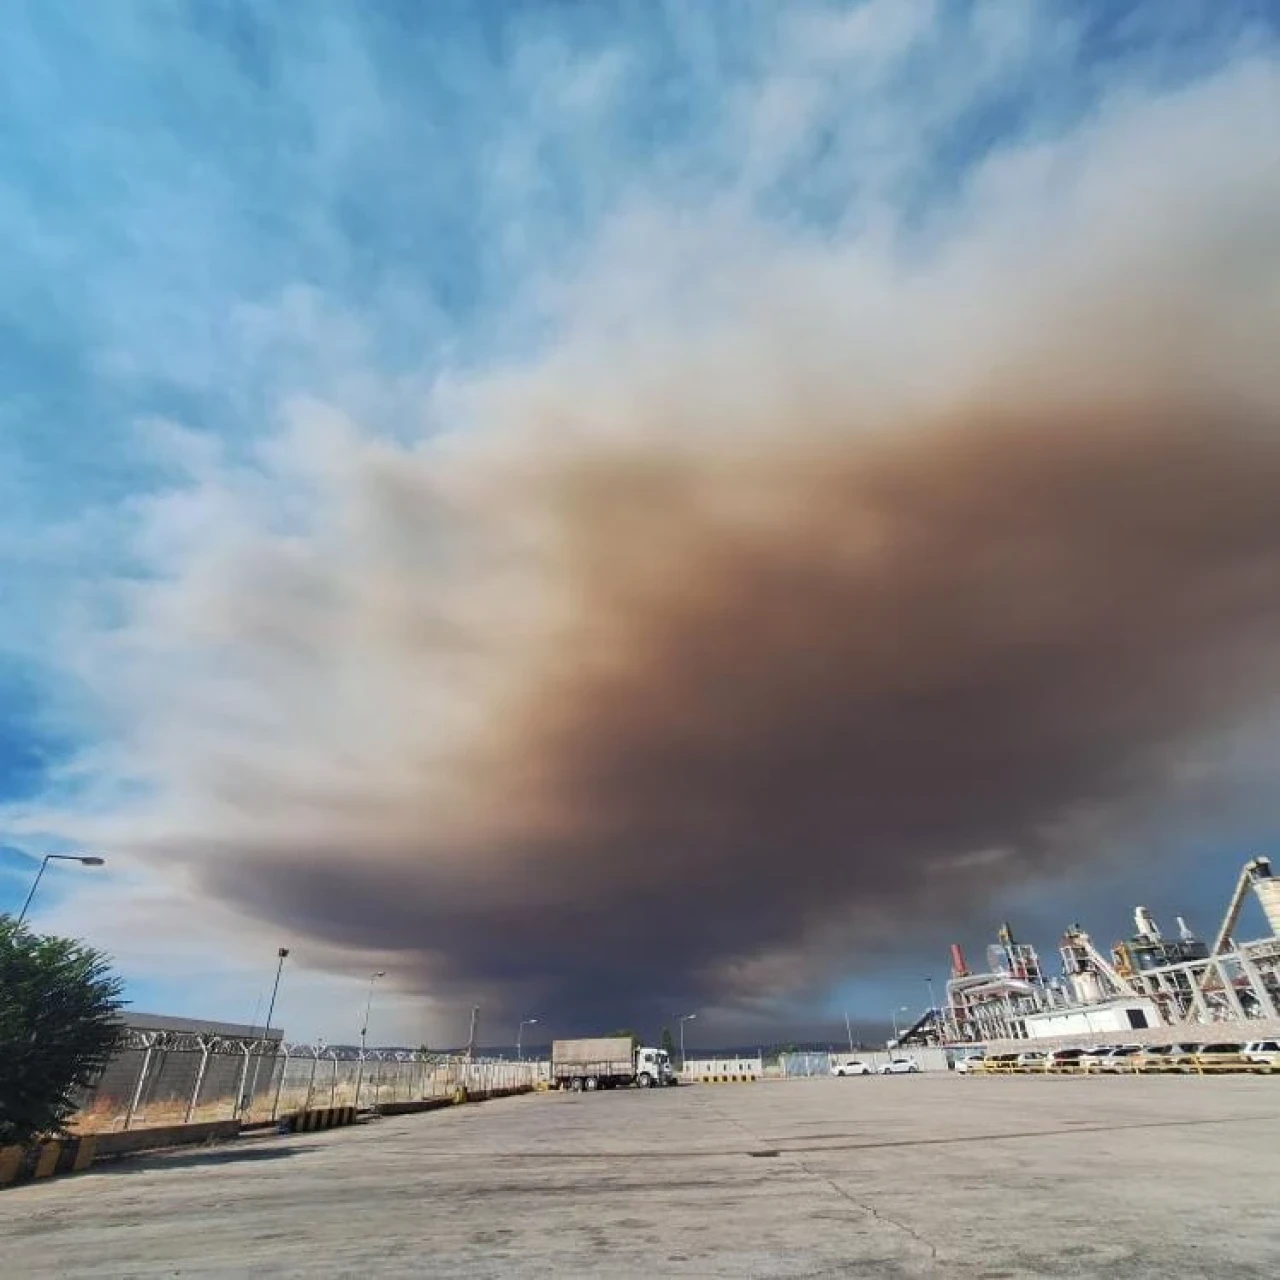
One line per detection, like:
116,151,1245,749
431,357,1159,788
635,1045,676,1088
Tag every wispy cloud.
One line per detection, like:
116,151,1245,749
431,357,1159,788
3,3,1280,1040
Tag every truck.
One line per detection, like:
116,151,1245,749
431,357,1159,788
551,1037,676,1091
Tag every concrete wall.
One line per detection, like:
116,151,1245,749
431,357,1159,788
92,1120,242,1159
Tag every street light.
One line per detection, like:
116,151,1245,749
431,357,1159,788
244,948,290,1116
517,1018,539,1061
360,971,387,1055
354,971,386,1112
891,1005,909,1046
16,853,106,925
677,1013,697,1068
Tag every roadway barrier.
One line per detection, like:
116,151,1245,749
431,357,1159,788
697,1073,759,1084
284,1105,358,1133
0,1136,98,1188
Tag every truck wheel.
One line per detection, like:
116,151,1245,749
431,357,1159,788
569,1077,583,1092
636,1072,653,1088
584,1076,600,1091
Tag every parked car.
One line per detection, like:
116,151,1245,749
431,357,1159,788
1044,1048,1087,1070
879,1057,920,1074
1081,1045,1143,1073
1015,1051,1048,1070
1130,1044,1195,1073
831,1059,872,1077
1243,1040,1280,1072
1187,1043,1249,1073
953,1054,984,1074
983,1052,1019,1072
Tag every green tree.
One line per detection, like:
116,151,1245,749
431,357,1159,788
660,1026,676,1061
0,915,125,1147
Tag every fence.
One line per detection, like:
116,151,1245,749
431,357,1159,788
779,1048,952,1076
73,1029,547,1133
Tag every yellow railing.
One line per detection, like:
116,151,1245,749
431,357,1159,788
968,1056,1272,1076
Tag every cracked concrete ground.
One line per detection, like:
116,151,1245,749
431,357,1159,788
2,1074,1278,1277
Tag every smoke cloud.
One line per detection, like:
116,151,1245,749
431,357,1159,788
40,41,1280,1030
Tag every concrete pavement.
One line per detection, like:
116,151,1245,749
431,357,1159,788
2,1074,1278,1277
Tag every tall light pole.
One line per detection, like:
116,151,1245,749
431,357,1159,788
265,948,290,1038
891,1005,909,1047
360,970,386,1057
925,976,939,1044
353,970,386,1111
517,1018,538,1061
245,948,289,1115
843,1009,856,1054
17,853,106,924
677,1013,697,1069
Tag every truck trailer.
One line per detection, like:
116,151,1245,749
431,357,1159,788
551,1037,676,1090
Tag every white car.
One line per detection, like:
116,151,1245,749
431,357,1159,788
953,1055,983,1074
879,1057,920,1074
832,1059,872,1077
1244,1040,1280,1071
1081,1045,1143,1072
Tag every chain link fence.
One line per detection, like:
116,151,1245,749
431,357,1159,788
72,1029,547,1133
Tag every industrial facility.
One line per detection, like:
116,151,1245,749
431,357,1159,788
925,856,1280,1046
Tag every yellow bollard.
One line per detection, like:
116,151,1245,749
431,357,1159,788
33,1142,62,1179
0,1147,23,1186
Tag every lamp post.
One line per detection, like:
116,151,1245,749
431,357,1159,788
517,1018,538,1061
891,1005,909,1047
843,1009,856,1054
353,971,386,1111
360,971,387,1056
16,853,106,925
245,948,290,1115
677,1013,697,1069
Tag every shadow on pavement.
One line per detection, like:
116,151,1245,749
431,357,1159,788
94,1141,311,1175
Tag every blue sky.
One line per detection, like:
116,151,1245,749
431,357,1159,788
4,1,1280,1045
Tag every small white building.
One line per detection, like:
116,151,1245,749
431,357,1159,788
1022,998,1163,1040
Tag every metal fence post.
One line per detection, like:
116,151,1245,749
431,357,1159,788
184,1036,214,1124
301,1045,320,1112
233,1043,253,1118
123,1035,157,1131
270,1043,291,1122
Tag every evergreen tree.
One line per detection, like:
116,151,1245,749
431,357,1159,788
1,916,125,1146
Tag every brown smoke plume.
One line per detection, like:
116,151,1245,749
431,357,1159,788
70,56,1280,1029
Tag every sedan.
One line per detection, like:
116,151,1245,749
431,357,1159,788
831,1059,872,1077
879,1057,920,1074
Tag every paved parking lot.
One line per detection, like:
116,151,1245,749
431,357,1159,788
3,1074,1279,1277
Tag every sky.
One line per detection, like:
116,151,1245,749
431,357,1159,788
3,0,1280,1051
